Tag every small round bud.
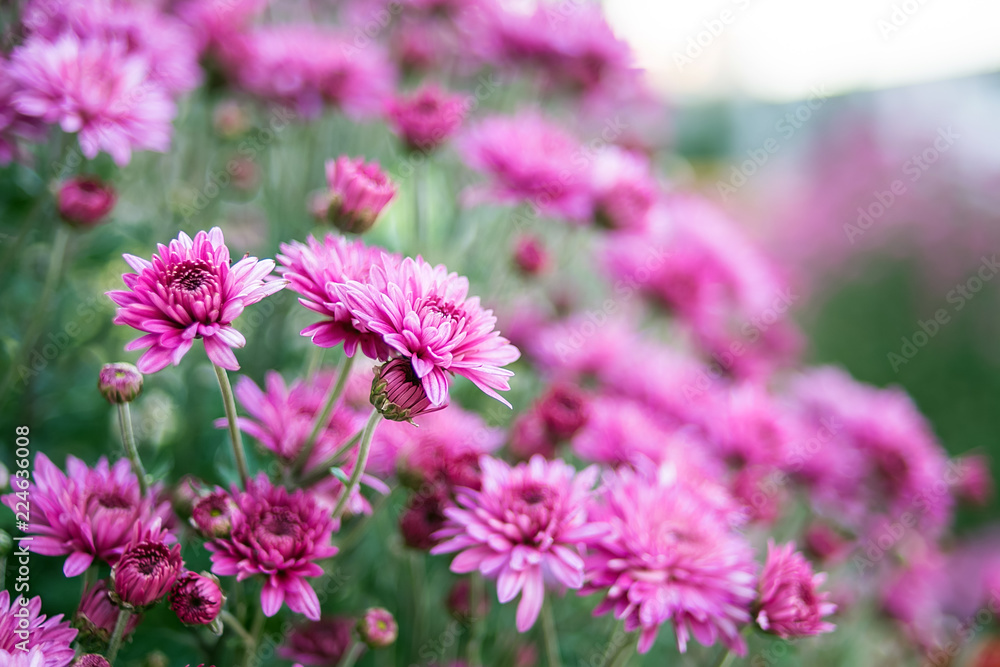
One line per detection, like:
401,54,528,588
57,176,116,228
98,363,143,404
110,529,183,611
324,156,396,234
74,655,111,667
172,475,205,519
191,492,239,539
0,529,13,557
357,608,397,648
512,235,549,276
371,358,446,422
170,571,225,627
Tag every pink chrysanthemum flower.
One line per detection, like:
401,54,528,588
205,475,338,620
278,617,355,665
110,520,183,611
0,592,77,667
387,85,467,152
277,234,400,360
10,32,176,166
432,455,605,631
2,453,171,577
755,540,836,638
107,227,287,373
458,113,592,221
583,465,756,655
334,256,521,407
589,146,657,232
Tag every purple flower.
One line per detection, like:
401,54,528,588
206,475,338,620
583,465,756,655
755,541,836,638
357,608,398,648
73,656,111,667
334,256,521,407
432,455,604,631
278,617,355,665
589,147,657,231
97,362,143,404
76,580,140,645
277,234,400,359
387,85,466,152
107,227,287,373
57,176,116,228
10,32,176,166
512,235,549,275
110,521,183,611
323,156,397,234
458,113,591,221
170,571,226,626
371,357,448,422
2,453,171,577
0,592,77,667
191,491,239,539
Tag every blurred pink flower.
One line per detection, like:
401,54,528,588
458,113,591,221
0,592,77,667
432,455,604,631
108,227,287,373
278,617,355,665
0,57,45,164
57,176,116,228
512,235,549,275
1,453,171,577
76,580,140,644
755,541,836,638
324,156,397,234
589,146,657,232
387,85,466,152
277,234,400,360
583,465,756,655
10,32,176,166
206,476,338,620
334,256,521,407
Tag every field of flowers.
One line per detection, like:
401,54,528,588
0,1,998,666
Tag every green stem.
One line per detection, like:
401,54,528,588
82,564,98,597
242,603,265,667
117,402,148,495
330,409,381,522
713,649,737,667
605,634,636,667
213,364,250,488
106,608,132,664
294,354,354,474
220,610,255,649
541,599,562,667
0,224,70,406
299,429,363,487
335,640,364,667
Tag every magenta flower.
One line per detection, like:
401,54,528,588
334,256,521,407
110,521,183,611
277,234,400,359
76,580,140,645
191,491,240,539
2,453,171,577
755,541,836,638
278,617,355,665
323,156,397,234
97,362,143,404
0,56,46,164
170,571,226,626
512,235,549,275
371,357,448,422
357,608,398,648
0,592,77,667
73,656,111,667
205,475,338,620
589,147,657,232
107,227,287,373
432,455,604,631
57,176,116,228
583,465,756,655
10,32,176,166
387,85,467,152
458,113,591,221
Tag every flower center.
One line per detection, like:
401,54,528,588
519,483,549,505
261,508,303,540
128,543,168,576
95,492,132,510
168,260,213,292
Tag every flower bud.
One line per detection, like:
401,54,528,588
399,489,447,550
98,362,144,404
74,656,111,667
387,85,466,153
512,235,548,276
76,580,140,646
357,608,397,648
323,156,396,234
191,492,239,539
57,176,116,228
537,383,589,440
170,571,225,629
172,475,205,520
371,358,447,422
110,525,183,611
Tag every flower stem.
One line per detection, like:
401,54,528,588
294,353,354,474
220,610,255,649
299,430,363,487
106,608,132,664
116,402,148,495
713,649,737,667
605,635,636,667
335,640,364,667
213,364,250,488
541,599,562,667
0,224,70,407
330,409,381,522
82,564,98,597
